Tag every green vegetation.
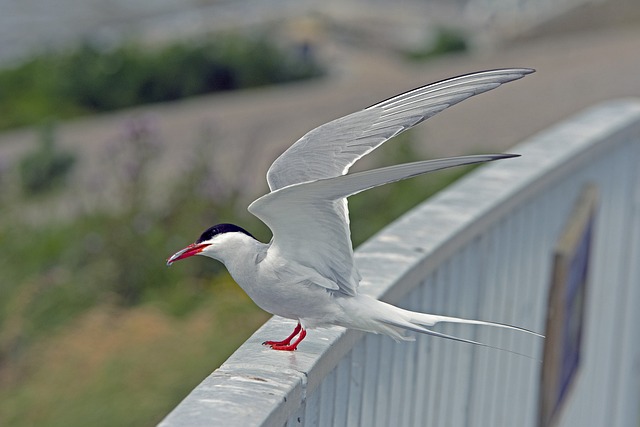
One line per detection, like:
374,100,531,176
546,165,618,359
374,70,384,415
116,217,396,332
404,27,468,61
0,34,323,131
0,281,269,427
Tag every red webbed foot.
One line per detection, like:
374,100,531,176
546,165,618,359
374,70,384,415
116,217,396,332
262,322,306,351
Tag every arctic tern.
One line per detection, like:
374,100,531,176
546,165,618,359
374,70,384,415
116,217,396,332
167,68,542,352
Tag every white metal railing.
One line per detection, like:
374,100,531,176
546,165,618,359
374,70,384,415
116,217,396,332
159,99,640,427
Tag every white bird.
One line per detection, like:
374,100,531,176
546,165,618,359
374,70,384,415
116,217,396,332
167,68,543,354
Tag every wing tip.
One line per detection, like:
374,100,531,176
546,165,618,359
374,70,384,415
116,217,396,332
486,67,536,76
466,153,521,163
494,153,521,160
368,67,535,111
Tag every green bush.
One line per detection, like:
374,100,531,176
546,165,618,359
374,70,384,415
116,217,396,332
0,34,323,130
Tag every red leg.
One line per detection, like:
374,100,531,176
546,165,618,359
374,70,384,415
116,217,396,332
262,322,302,347
269,328,307,351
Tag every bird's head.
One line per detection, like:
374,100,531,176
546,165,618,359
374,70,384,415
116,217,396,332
166,223,256,266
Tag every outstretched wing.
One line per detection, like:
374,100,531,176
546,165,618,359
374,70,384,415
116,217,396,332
250,155,518,296
265,68,534,191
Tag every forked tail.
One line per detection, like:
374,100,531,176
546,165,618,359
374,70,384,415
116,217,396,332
348,295,544,361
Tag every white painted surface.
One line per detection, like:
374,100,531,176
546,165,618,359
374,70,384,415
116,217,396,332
159,99,640,427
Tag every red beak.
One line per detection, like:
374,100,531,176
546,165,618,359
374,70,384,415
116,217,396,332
166,243,209,266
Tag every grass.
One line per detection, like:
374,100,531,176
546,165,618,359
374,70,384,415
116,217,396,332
0,279,269,427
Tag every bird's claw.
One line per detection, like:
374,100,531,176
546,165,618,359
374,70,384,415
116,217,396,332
262,340,287,346
262,340,297,351
267,343,298,351
262,323,306,351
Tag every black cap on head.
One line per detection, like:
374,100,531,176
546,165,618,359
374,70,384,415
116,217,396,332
196,223,255,243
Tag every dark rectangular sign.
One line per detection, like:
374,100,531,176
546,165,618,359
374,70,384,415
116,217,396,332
539,184,598,427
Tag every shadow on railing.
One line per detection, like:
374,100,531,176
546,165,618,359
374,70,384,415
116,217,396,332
159,99,640,427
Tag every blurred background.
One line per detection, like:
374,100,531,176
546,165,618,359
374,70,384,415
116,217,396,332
0,0,638,425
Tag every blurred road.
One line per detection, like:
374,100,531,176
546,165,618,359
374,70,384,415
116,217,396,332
1,8,639,220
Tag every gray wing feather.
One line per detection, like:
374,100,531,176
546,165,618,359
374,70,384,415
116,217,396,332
266,68,534,191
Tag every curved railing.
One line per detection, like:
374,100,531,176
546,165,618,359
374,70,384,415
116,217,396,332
159,99,640,427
